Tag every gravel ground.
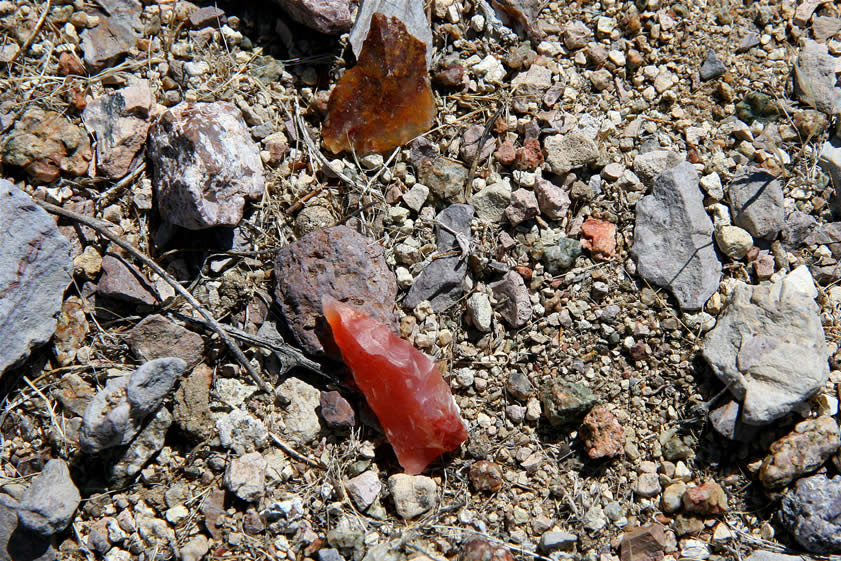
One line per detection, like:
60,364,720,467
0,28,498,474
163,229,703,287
1,0,841,560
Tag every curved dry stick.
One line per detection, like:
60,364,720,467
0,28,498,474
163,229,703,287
7,0,51,66
35,199,272,394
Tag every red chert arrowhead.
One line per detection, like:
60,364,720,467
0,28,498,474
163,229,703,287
322,296,468,474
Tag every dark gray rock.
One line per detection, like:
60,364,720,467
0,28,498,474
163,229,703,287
17,460,80,536
506,371,535,401
728,167,785,240
708,400,757,441
0,493,57,561
272,0,352,35
543,238,581,274
540,379,597,426
97,254,158,306
80,358,186,453
795,40,841,115
110,407,173,485
702,267,828,424
782,210,817,250
147,102,264,230
699,51,727,81
489,271,532,328
631,161,721,311
273,225,397,356
780,474,841,553
405,205,474,311
0,179,73,376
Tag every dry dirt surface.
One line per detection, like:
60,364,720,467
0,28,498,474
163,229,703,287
1,0,841,561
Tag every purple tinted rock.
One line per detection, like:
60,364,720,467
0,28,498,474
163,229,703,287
272,0,352,35
82,80,153,178
147,102,264,230
79,0,142,70
0,180,73,376
127,314,204,368
534,178,570,220
273,226,397,356
780,474,841,553
320,391,355,429
505,188,539,226
97,255,157,306
189,6,225,28
490,271,532,328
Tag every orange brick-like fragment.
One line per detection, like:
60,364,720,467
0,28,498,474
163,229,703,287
323,296,467,474
322,13,436,155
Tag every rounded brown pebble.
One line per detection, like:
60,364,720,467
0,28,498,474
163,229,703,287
682,480,728,515
469,460,503,492
459,538,514,561
319,390,355,429
494,140,517,166
579,404,624,459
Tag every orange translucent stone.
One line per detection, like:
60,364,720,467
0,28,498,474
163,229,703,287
322,296,468,474
322,13,436,155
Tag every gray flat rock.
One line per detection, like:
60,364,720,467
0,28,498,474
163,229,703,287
631,161,721,311
17,460,80,536
728,167,785,240
0,179,73,376
795,39,841,115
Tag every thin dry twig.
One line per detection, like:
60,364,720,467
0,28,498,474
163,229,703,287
34,200,272,394
464,104,504,201
96,161,147,209
269,432,326,469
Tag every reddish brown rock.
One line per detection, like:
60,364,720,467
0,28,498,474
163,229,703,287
469,460,503,492
319,390,355,429
581,218,616,260
272,0,352,35
495,140,517,166
491,0,545,42
516,137,544,170
96,255,158,306
579,405,625,459
147,101,264,230
460,538,514,561
759,415,840,491
58,52,86,76
126,314,204,368
324,297,468,474
682,480,728,515
322,13,435,155
433,63,465,87
620,524,666,561
274,226,398,356
2,108,92,183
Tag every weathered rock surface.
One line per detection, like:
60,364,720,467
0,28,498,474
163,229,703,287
127,314,204,368
82,80,154,178
54,297,90,366
110,407,173,485
319,390,355,429
541,379,597,426
216,408,268,454
759,416,840,491
702,266,829,424
794,39,841,115
80,0,142,70
0,493,57,561
272,0,352,35
579,405,624,459
780,474,841,553
147,101,264,230
17,460,80,536
631,161,721,311
274,225,397,355
2,108,92,183
0,180,73,376
173,364,214,441
276,377,322,443
728,167,785,240
682,481,728,515
405,205,473,311
96,254,158,306
224,452,266,502
489,271,532,328
344,471,381,510
544,132,598,174
388,474,438,519
80,358,186,453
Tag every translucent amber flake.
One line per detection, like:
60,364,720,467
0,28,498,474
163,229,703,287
322,13,436,155
323,296,468,474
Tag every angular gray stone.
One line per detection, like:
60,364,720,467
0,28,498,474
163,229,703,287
745,552,810,561
505,188,539,226
633,150,684,183
110,407,173,485
80,358,186,453
147,101,264,230
470,181,511,222
489,271,532,328
819,136,841,205
780,474,841,554
418,158,468,203
728,167,785,240
82,80,153,178
274,225,397,356
224,452,267,502
344,471,381,510
405,205,474,311
273,0,352,35
544,132,598,174
631,162,721,311
17,460,80,536
702,266,829,424
0,493,57,561
534,178,570,221
217,408,268,455
795,40,841,115
699,50,726,81
0,179,73,376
